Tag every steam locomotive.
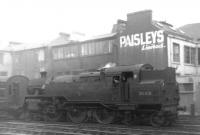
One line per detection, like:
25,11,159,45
6,64,179,127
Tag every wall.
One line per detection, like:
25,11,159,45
49,37,116,77
117,10,168,69
167,36,200,114
0,51,12,81
12,47,48,79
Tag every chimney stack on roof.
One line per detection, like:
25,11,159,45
127,10,152,24
59,32,70,40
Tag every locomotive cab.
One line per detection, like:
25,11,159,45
106,64,154,103
106,64,179,126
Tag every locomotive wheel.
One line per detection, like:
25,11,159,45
67,107,87,123
20,110,32,121
121,111,135,125
150,111,165,127
44,105,62,122
163,119,172,126
94,108,115,124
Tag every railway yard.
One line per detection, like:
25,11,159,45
0,115,199,135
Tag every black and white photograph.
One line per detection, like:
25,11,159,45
0,0,199,134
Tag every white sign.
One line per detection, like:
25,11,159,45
120,30,165,50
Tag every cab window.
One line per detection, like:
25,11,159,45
121,72,133,82
113,76,120,86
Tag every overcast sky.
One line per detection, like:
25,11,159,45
0,0,199,47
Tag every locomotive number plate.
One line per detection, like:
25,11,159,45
138,91,152,96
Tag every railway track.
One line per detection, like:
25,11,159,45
0,114,199,134
0,117,200,135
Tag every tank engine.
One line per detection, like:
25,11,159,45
21,64,179,126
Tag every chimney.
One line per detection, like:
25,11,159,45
111,19,126,33
59,32,70,40
127,10,152,24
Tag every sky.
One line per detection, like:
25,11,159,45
0,0,199,48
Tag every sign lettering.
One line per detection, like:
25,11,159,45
120,30,165,50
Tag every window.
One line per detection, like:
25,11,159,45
198,48,200,65
88,43,93,55
81,43,89,56
63,46,78,58
173,43,180,62
108,40,113,53
0,53,4,65
95,42,101,55
102,41,109,54
13,54,20,64
57,48,64,59
52,48,58,60
179,83,193,92
184,46,196,64
90,43,96,55
191,48,196,64
0,71,8,76
37,49,45,62
113,76,120,86
184,46,190,63
81,39,113,56
52,47,64,60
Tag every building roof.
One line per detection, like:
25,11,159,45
83,33,117,41
178,23,200,42
51,32,117,48
7,32,117,51
152,21,193,41
9,43,47,51
47,32,73,47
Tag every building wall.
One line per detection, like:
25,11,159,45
167,36,197,75
118,10,168,69
49,37,116,77
0,51,12,81
0,51,12,102
11,36,117,79
167,36,199,114
116,10,200,115
12,47,48,79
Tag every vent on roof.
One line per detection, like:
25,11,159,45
117,19,126,24
157,22,164,27
170,26,177,31
178,29,185,34
159,21,173,27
